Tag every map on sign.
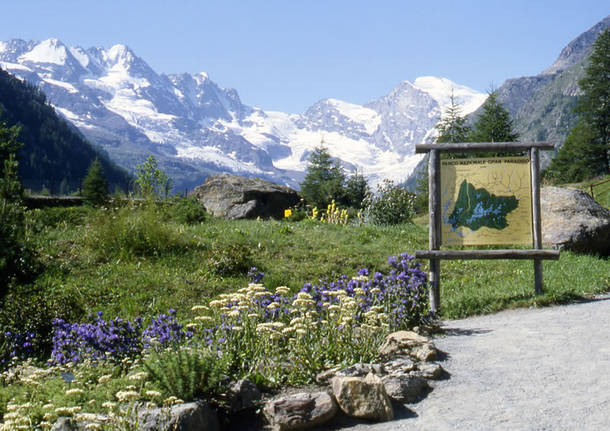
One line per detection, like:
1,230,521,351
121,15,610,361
441,156,533,245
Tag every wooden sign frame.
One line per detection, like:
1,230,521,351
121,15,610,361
415,142,560,314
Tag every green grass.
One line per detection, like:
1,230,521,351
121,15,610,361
18,203,610,323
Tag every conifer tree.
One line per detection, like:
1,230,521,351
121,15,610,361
0,121,36,296
300,146,345,209
469,91,518,143
82,158,109,205
436,92,471,143
547,28,610,181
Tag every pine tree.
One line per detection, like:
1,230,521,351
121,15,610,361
545,120,603,182
547,28,610,181
82,158,109,205
300,146,345,209
574,27,610,175
0,121,37,296
469,91,519,143
436,92,471,143
344,170,369,209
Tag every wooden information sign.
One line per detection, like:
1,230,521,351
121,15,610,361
415,142,560,314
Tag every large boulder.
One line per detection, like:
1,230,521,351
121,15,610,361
190,174,300,220
331,373,393,422
263,391,338,430
541,186,610,255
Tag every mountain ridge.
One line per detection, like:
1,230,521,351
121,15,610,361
0,39,486,191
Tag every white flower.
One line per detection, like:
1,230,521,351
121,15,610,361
115,390,139,402
145,390,162,398
65,388,84,396
190,305,209,312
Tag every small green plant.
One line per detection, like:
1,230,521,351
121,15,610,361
135,155,172,200
364,179,415,225
208,242,254,276
143,347,230,402
85,203,193,259
168,197,207,225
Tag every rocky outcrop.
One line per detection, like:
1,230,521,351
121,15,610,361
190,173,300,220
541,186,610,256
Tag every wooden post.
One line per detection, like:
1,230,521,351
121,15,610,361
530,147,543,295
428,150,441,314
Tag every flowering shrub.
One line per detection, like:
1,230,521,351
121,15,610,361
188,252,428,383
51,311,193,364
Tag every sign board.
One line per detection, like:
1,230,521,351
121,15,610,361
440,156,532,245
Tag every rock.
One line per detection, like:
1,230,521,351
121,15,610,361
229,378,261,411
316,363,384,384
383,357,416,375
413,362,445,380
381,374,430,403
263,391,337,431
410,342,439,362
190,173,300,220
138,401,220,431
331,373,393,422
378,331,430,359
51,418,77,431
541,186,610,255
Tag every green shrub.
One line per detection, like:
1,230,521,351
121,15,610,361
168,197,207,225
144,347,230,402
208,242,254,276
85,203,193,259
364,179,415,225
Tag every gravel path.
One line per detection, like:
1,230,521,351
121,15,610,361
340,297,610,430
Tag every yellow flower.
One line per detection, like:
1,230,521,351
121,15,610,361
284,209,292,218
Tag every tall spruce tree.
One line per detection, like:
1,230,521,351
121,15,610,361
547,28,610,182
300,146,345,209
436,92,471,143
469,91,518,143
0,121,37,296
82,158,109,205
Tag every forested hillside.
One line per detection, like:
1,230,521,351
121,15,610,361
0,68,131,193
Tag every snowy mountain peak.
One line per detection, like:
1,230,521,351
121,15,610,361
413,76,488,115
0,37,486,190
19,38,69,65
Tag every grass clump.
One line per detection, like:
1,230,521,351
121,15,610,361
84,203,196,259
144,347,230,402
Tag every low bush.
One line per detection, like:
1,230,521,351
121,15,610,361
167,197,207,225
84,203,194,259
364,179,415,225
144,347,230,402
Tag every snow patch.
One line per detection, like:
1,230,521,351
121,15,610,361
327,99,381,134
19,39,67,65
413,76,487,115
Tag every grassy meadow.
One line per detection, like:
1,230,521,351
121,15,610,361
21,200,610,322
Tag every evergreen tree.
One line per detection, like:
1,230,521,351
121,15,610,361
545,120,603,182
300,146,345,209
574,27,610,175
435,92,471,143
547,28,610,181
82,158,109,205
0,121,37,296
469,91,519,143
344,170,369,209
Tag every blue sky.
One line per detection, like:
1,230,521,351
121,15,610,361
1,1,608,113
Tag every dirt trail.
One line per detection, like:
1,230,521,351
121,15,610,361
339,297,610,430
